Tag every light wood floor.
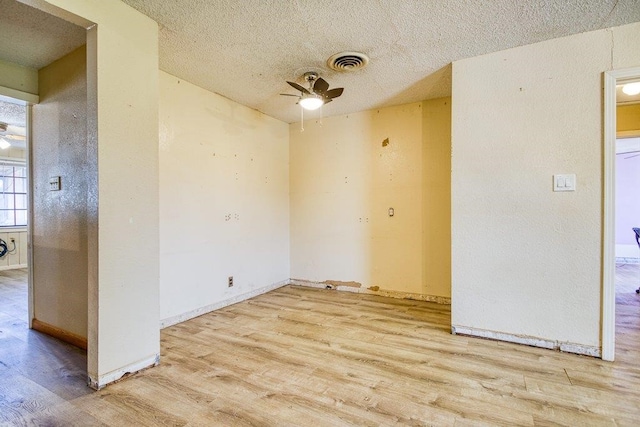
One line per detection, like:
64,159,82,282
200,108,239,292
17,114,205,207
1,266,640,425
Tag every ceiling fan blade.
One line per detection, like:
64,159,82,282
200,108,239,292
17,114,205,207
324,87,344,99
323,99,333,104
0,125,26,136
313,77,329,95
287,81,310,95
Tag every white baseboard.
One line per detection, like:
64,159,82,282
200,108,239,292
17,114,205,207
88,353,159,390
160,279,290,329
451,325,601,358
0,263,27,271
290,279,451,304
616,257,640,264
616,244,639,259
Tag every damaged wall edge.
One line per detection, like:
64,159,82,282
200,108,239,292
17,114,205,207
290,279,451,305
451,325,601,358
88,353,160,390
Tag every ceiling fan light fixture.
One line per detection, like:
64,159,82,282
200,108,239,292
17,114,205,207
299,94,324,110
0,138,11,150
622,82,640,96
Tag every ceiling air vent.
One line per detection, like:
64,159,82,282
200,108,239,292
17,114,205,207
327,51,369,72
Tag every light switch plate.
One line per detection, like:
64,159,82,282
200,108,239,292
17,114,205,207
49,176,61,191
553,174,576,192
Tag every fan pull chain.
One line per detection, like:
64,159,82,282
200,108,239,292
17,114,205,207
300,105,304,132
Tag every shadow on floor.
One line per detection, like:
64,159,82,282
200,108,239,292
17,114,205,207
0,269,91,424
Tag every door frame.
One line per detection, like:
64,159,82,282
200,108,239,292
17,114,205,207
0,88,38,327
602,66,640,361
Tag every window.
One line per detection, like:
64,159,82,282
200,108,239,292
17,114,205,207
0,162,27,227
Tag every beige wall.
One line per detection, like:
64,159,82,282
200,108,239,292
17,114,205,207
290,100,451,298
159,72,290,324
422,98,452,297
451,22,640,351
617,103,640,134
0,59,38,95
32,45,88,340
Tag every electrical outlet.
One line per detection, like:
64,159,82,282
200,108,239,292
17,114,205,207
228,276,233,287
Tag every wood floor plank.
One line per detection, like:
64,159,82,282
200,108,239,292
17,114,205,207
74,388,189,426
0,370,67,425
19,400,107,427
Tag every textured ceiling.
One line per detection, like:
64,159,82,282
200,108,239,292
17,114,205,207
0,101,25,128
1,1,639,124
121,0,640,123
0,0,85,70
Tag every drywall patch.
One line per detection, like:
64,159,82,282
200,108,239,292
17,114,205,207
323,280,362,288
374,288,451,304
292,279,451,304
451,325,601,358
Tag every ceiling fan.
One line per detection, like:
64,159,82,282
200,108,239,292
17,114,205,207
0,121,25,149
281,72,344,111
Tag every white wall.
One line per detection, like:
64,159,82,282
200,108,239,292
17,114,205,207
159,72,290,325
290,100,451,298
451,22,640,351
615,145,640,260
0,231,27,269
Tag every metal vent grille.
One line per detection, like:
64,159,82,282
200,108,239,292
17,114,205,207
327,52,369,72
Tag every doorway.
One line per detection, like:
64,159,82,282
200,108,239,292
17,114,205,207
0,94,92,411
603,68,640,361
0,0,89,398
0,96,32,357
614,82,640,366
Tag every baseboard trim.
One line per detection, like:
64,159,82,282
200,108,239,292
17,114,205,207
290,279,451,304
0,263,28,271
31,318,87,350
88,353,159,390
451,325,601,358
160,279,290,329
616,257,640,264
